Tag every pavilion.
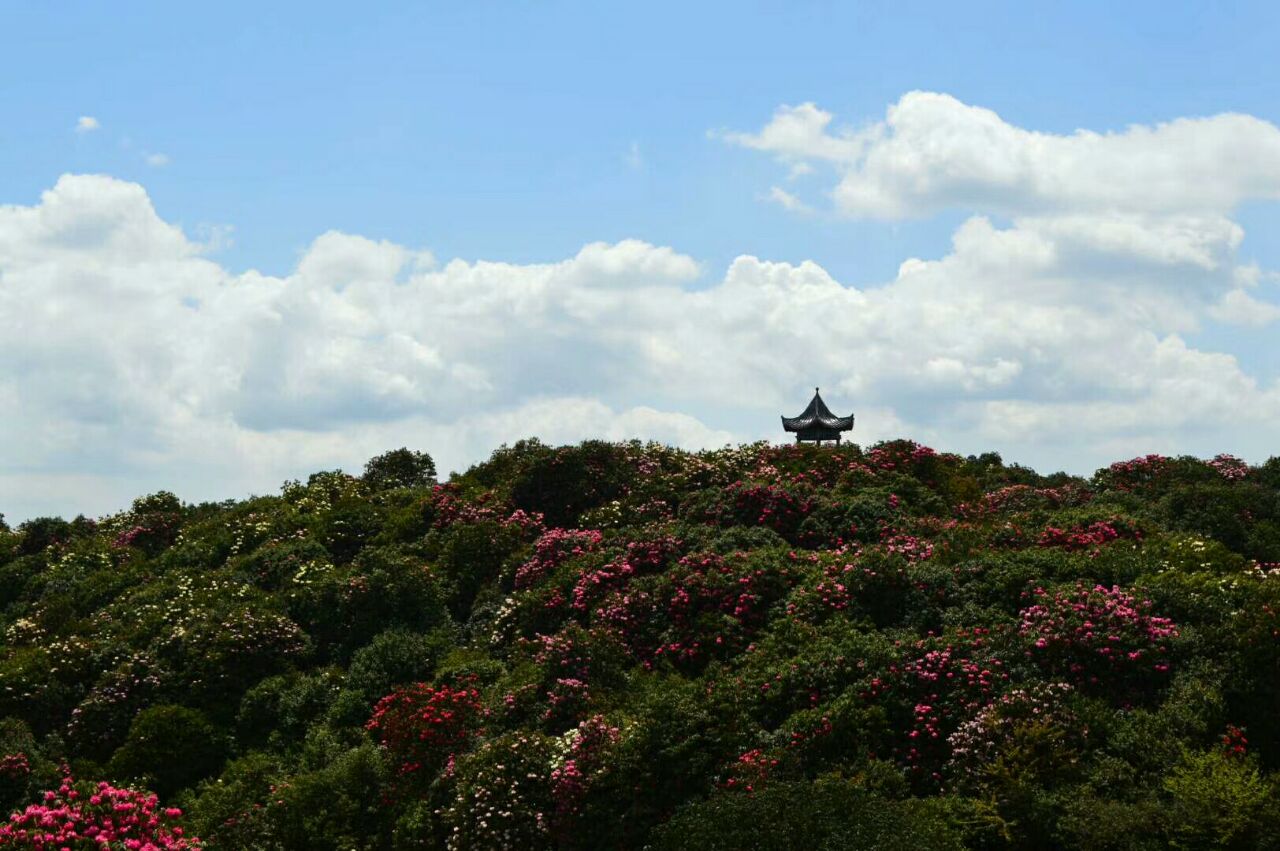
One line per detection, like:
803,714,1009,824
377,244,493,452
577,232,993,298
782,388,854,445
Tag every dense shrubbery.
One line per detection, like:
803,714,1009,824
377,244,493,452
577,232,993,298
2,441,1280,848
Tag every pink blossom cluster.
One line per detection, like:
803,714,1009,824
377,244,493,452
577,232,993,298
530,631,593,682
945,682,1080,787
0,752,30,781
0,775,200,849
591,553,785,668
542,677,590,725
429,484,545,536
721,748,778,794
571,558,636,613
514,528,604,589
1018,584,1178,688
1037,518,1141,553
1098,454,1174,492
724,481,814,535
1208,454,1250,481
882,531,935,562
786,547,927,621
959,483,1094,518
548,715,621,831
866,441,938,473
875,631,1010,781
565,534,680,615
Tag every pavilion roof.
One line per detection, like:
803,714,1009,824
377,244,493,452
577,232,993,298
782,388,854,432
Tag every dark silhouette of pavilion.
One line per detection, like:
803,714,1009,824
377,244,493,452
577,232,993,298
782,387,854,445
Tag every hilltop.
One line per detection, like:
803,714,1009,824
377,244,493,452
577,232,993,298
2,439,1280,849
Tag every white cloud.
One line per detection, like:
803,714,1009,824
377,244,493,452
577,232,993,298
6,89,1280,520
726,92,1280,220
145,152,170,167
721,102,863,165
75,116,99,133
1209,288,1280,326
625,141,643,170
765,186,813,214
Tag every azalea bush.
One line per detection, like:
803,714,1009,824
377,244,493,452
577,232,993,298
0,774,200,848
1018,583,1179,697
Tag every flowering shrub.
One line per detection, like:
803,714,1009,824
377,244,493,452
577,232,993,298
1018,584,1179,694
866,440,941,475
1208,454,1250,481
515,528,604,589
366,680,486,787
0,774,201,848
1036,517,1142,553
879,633,1012,783
721,481,814,537
548,715,622,835
946,682,1083,790
433,732,557,851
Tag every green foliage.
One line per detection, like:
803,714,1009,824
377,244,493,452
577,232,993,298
1162,749,1278,849
362,447,437,491
108,704,227,797
650,777,964,850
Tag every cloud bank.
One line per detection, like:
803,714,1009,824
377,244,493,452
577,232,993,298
4,92,1280,521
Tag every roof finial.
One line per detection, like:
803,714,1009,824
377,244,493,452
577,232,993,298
815,386,819,394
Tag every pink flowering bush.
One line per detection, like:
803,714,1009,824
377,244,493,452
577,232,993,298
548,715,623,836
1018,583,1179,695
945,682,1084,790
0,774,201,848
1036,517,1142,553
878,632,1012,784
515,528,604,589
1208,454,1251,481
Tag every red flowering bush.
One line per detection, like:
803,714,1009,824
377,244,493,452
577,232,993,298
785,548,920,628
366,681,486,787
1018,584,1179,695
1222,724,1249,759
0,774,200,848
720,747,780,794
959,483,1094,518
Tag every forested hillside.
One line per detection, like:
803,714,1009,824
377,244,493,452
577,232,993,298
3,440,1280,849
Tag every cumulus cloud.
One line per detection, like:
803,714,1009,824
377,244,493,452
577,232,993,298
6,90,1280,520
75,116,99,133
726,91,1280,219
1209,288,1280,326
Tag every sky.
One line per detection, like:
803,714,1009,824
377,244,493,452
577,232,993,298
2,1,1280,522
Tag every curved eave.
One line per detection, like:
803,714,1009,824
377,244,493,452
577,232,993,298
781,415,854,432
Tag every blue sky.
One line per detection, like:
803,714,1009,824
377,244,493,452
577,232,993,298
3,2,1280,521
8,2,1279,280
